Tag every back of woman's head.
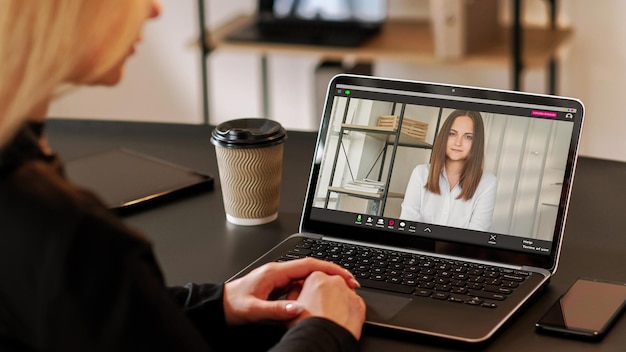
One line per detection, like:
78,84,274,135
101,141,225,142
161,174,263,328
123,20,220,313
0,0,148,147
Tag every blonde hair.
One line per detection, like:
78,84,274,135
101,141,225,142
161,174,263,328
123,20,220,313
0,0,149,147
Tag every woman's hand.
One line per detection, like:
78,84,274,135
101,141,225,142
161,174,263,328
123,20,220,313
289,271,366,340
223,257,360,325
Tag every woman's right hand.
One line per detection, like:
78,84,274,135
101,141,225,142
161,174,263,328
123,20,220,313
288,271,366,340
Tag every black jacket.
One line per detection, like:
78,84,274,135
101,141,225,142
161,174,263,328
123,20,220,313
0,123,358,352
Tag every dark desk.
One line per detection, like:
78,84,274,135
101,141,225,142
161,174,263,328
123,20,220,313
47,118,626,351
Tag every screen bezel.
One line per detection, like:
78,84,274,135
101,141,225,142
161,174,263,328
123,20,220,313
299,74,584,271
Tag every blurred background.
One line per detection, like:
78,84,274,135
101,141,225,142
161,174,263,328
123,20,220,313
48,0,626,163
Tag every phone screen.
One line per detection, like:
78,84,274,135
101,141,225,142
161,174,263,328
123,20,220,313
536,278,626,339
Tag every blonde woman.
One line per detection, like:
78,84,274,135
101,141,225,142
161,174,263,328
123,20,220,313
0,1,364,351
400,110,497,231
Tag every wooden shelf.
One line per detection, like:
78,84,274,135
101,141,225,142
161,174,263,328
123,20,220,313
210,15,572,69
341,124,432,148
328,186,403,199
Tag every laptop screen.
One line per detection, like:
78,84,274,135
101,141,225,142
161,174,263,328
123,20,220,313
270,0,387,24
259,0,387,28
301,74,584,270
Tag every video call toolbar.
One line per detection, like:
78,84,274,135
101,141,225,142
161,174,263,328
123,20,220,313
352,213,552,255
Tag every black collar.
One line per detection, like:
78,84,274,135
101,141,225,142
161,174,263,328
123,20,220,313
0,122,50,176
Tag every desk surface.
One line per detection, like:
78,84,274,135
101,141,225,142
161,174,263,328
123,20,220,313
47,118,626,351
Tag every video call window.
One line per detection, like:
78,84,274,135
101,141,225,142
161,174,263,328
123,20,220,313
313,95,574,242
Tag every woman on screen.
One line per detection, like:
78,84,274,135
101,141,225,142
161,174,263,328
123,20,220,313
400,110,497,231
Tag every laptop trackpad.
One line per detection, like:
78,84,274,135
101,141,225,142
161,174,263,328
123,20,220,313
358,289,412,321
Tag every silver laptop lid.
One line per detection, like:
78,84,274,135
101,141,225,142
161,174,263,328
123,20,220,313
300,74,584,273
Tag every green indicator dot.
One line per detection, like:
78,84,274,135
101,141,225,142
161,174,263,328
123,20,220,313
345,90,351,95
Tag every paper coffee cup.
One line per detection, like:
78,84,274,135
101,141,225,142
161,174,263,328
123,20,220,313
210,118,287,226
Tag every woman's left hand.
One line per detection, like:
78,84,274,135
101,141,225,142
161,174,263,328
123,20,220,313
223,257,360,325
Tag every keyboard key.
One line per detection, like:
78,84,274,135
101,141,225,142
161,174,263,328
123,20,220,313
485,271,500,278
452,273,469,280
466,298,483,306
435,284,452,292
414,288,432,297
357,272,370,279
387,269,402,277
468,275,485,283
405,265,419,273
421,268,436,275
284,253,306,260
438,271,452,278
289,248,311,255
372,260,388,268
435,278,450,286
450,279,465,287
502,274,525,282
448,296,465,303
419,282,435,289
421,261,435,268
371,274,386,281
451,287,467,295
502,280,519,288
388,277,402,284
467,268,484,275
432,292,449,300
484,285,513,295
390,263,405,270
343,256,357,263
405,258,419,265
372,267,386,274
374,253,387,261
359,279,415,294
484,278,501,286
452,266,467,273
355,264,370,271
467,289,506,301
418,274,434,282
403,279,418,286
467,282,483,290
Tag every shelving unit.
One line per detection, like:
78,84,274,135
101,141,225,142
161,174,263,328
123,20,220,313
322,101,443,216
209,15,569,69
198,0,570,123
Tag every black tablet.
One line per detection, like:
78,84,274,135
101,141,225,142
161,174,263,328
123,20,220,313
65,148,214,215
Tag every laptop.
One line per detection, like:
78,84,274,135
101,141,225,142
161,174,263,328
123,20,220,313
225,0,387,47
229,74,584,343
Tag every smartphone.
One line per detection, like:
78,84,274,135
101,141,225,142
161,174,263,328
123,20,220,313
535,278,626,340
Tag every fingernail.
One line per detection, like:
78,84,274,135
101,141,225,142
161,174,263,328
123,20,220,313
350,278,361,288
285,302,305,315
345,269,355,278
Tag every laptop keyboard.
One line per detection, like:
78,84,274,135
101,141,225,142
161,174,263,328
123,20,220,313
278,238,530,309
